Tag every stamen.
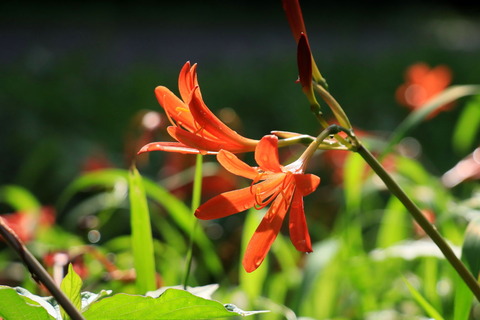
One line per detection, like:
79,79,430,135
252,176,285,210
175,106,190,114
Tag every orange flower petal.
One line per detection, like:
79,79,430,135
288,190,312,252
137,141,211,155
168,126,246,154
188,87,257,150
242,184,294,272
178,61,192,102
178,62,200,103
154,86,196,131
293,173,320,196
255,135,282,172
217,150,259,180
195,186,256,220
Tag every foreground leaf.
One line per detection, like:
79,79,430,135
0,286,55,320
83,288,245,319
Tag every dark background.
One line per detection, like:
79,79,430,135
1,1,479,204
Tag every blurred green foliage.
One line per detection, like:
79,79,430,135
1,2,479,204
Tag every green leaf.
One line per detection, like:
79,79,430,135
0,286,55,320
0,185,41,211
403,277,444,320
60,264,82,320
129,166,156,294
83,288,241,319
452,94,480,154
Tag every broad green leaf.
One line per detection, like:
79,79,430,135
129,166,156,294
384,85,480,156
83,288,240,319
60,264,82,320
454,216,480,320
0,286,55,320
403,277,444,320
80,290,112,311
452,95,480,154
0,185,41,211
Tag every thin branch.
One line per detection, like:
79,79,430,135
0,217,86,320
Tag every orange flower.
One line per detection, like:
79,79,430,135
396,62,453,118
138,62,258,155
1,206,55,243
195,135,320,272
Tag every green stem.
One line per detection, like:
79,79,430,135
313,82,352,130
355,143,480,301
0,218,85,320
183,154,203,289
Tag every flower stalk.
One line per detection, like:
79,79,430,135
354,141,480,302
183,153,203,289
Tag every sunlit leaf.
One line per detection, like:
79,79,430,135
129,166,156,294
0,286,55,320
60,264,82,320
83,289,243,319
0,185,41,211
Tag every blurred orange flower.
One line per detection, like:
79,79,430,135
396,62,453,118
195,135,320,272
1,206,55,243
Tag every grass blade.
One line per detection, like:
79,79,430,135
128,166,156,294
403,277,444,320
